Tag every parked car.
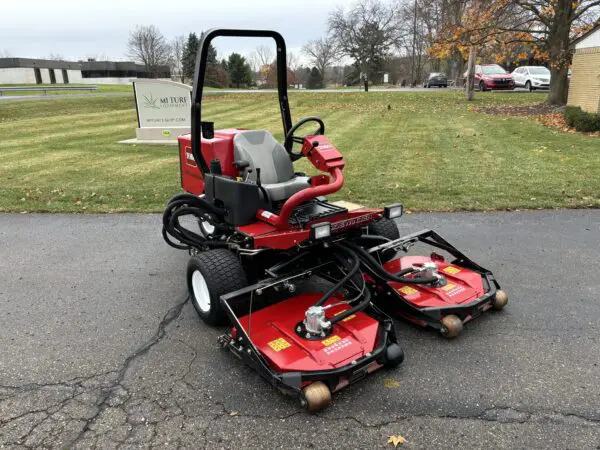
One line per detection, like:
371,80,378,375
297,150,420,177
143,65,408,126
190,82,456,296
511,66,551,91
465,64,515,91
424,72,448,88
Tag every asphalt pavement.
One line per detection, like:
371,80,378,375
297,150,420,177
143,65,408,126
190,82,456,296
0,210,599,449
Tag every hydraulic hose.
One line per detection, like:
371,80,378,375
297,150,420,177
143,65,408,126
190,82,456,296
328,285,371,325
343,242,440,285
162,194,228,250
314,245,361,307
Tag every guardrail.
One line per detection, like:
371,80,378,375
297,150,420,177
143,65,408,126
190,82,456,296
0,86,99,96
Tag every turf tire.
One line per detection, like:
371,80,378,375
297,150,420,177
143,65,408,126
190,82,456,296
368,218,400,241
366,218,401,263
187,249,247,326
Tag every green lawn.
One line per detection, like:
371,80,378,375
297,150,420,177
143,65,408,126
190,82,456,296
0,91,598,213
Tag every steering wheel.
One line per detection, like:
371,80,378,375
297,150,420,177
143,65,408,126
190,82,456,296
284,117,325,161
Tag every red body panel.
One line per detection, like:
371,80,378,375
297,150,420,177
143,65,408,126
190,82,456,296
384,256,485,308
235,293,380,373
178,129,242,194
238,208,382,250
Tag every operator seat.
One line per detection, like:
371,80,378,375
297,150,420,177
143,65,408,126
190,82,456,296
233,130,310,204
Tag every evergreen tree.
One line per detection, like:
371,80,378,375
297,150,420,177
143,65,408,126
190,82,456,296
182,33,199,80
182,32,218,82
306,67,323,89
227,53,252,88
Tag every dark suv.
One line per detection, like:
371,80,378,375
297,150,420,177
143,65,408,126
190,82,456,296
424,72,448,88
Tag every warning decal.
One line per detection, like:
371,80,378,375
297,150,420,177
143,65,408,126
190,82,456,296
399,286,419,296
443,266,461,275
322,336,352,355
322,335,341,346
441,283,465,296
267,337,291,352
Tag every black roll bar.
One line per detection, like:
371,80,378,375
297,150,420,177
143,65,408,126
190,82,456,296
191,28,293,173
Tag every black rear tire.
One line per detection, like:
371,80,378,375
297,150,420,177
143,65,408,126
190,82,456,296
368,218,400,241
366,218,401,263
187,249,248,326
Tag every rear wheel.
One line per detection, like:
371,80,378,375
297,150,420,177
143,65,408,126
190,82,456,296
368,218,400,241
187,249,247,326
367,218,401,263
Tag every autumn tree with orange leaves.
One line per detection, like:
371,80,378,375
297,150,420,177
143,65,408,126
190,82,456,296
429,0,599,103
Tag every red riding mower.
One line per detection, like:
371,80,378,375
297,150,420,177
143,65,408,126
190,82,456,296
163,29,507,412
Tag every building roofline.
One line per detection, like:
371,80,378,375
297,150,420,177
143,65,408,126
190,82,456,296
573,23,600,46
0,57,82,70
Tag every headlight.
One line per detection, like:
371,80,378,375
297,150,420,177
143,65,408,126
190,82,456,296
384,203,403,219
310,222,331,240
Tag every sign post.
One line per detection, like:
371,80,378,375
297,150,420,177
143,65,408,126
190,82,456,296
120,79,192,145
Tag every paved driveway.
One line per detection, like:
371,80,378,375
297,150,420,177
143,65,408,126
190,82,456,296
0,211,598,448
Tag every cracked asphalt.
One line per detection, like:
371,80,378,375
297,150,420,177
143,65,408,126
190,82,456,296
1,210,599,449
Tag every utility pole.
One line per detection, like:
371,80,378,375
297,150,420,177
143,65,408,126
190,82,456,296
410,0,418,86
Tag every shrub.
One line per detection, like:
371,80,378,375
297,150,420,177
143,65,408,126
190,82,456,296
564,106,600,132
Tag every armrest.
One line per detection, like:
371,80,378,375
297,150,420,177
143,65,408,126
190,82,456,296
233,160,250,170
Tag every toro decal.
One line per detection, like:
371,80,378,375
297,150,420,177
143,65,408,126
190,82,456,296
330,214,374,232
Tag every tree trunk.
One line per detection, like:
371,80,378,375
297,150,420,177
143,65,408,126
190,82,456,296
465,46,475,101
546,0,572,105
364,78,369,92
548,66,569,104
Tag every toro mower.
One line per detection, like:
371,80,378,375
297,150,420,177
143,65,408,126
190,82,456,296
162,29,507,411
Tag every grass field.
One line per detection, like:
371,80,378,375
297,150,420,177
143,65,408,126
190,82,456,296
0,91,598,213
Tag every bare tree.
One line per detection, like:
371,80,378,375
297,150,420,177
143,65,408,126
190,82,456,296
0,49,11,58
301,37,340,82
328,0,406,91
127,25,171,78
47,53,65,61
255,44,274,66
170,35,185,83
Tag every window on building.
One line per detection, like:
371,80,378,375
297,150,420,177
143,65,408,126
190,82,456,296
34,68,42,84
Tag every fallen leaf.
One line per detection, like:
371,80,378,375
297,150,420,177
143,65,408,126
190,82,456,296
229,411,239,416
383,379,401,389
388,435,406,447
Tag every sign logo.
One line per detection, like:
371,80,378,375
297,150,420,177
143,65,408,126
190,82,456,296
162,129,172,137
143,93,160,109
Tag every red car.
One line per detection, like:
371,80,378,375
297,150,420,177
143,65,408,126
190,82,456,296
466,64,515,91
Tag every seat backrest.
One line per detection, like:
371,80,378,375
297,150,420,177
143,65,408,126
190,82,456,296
233,130,294,185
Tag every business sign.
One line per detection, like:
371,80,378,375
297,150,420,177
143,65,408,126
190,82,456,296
129,80,192,143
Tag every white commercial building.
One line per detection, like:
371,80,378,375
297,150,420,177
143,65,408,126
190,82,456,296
0,58,171,85
0,58,83,84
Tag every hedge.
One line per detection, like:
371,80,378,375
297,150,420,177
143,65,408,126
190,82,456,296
564,106,600,132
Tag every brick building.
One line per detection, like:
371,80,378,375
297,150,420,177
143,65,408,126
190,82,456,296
568,25,600,114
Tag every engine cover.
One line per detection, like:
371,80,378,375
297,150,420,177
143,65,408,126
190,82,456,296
235,293,380,373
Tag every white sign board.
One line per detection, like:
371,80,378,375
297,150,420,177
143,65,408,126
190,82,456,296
383,73,389,84
129,80,192,143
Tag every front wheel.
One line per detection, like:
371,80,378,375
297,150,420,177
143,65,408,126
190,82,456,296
187,249,248,326
479,81,486,92
525,81,532,92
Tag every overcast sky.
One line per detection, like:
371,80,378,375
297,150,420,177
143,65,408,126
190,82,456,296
0,0,344,62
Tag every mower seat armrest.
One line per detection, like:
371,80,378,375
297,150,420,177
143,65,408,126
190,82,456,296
233,160,250,170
